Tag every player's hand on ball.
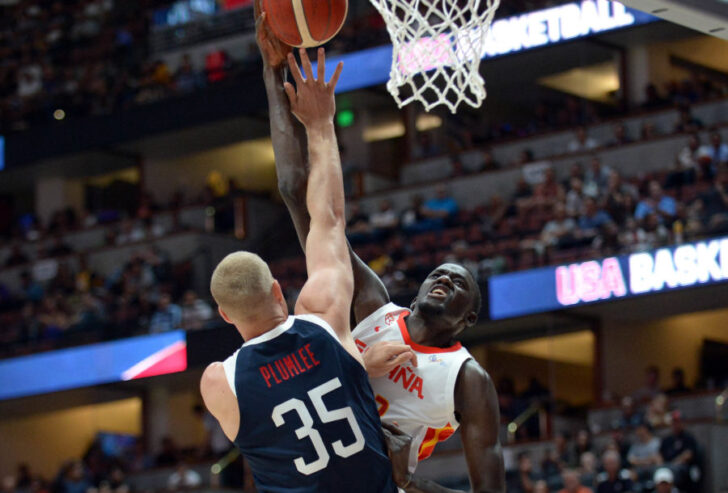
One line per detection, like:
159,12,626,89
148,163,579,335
363,341,417,378
254,0,290,69
284,48,343,129
382,422,413,489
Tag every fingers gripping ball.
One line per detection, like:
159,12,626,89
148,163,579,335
261,0,348,48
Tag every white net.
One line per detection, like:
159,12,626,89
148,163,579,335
369,0,501,113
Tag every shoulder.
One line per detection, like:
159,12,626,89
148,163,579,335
200,362,227,400
454,359,497,415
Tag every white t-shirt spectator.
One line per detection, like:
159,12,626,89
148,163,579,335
541,217,577,246
369,208,398,230
628,437,661,463
168,468,202,490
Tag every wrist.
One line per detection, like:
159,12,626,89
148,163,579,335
306,120,336,136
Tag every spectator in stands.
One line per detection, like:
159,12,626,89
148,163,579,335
541,203,577,250
175,54,201,94
507,452,540,493
533,167,565,207
149,293,182,333
421,185,458,227
583,157,611,198
61,461,90,493
653,468,677,493
497,376,517,423
640,121,659,141
695,168,728,233
167,463,202,490
578,197,613,239
180,290,213,330
645,393,671,428
369,199,399,235
346,202,371,240
635,181,677,225
534,480,550,493
673,106,703,134
412,132,442,160
156,436,180,467
47,234,73,257
607,122,633,147
601,171,638,226
4,243,29,267
565,178,585,218
400,195,427,233
659,411,698,490
579,452,598,488
572,430,594,460
665,367,691,396
642,213,670,249
555,432,576,468
515,148,536,167
541,449,562,479
559,469,592,493
627,423,662,479
567,127,599,154
699,130,728,168
677,134,702,170
633,365,662,403
479,149,501,171
116,219,145,245
642,83,669,109
595,450,633,493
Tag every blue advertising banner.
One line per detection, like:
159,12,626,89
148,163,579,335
489,237,728,320
315,1,657,94
0,331,187,400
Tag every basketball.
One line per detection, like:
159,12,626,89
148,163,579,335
262,0,348,48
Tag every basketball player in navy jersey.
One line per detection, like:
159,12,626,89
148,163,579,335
256,7,505,493
200,47,399,493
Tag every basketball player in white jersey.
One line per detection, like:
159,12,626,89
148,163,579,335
255,6,505,492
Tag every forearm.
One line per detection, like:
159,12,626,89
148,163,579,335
306,122,345,225
263,65,311,243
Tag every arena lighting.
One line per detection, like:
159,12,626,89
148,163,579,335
336,109,355,128
315,2,655,94
488,236,728,320
53,109,66,120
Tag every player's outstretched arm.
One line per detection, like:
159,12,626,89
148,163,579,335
399,361,505,493
283,48,361,357
254,6,391,325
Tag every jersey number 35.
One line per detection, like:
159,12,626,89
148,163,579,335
272,377,366,475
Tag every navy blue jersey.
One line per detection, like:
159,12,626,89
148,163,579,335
222,314,397,493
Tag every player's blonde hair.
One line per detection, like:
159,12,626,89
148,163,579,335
210,251,275,321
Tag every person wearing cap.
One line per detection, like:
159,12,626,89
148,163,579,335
654,468,677,493
659,411,698,490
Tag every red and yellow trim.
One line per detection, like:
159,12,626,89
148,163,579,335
397,312,463,354
418,423,455,461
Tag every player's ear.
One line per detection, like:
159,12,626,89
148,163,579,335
464,310,478,328
271,280,285,303
409,298,417,311
218,307,233,324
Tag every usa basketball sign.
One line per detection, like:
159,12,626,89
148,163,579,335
488,237,728,319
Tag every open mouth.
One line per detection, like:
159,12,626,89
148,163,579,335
428,285,450,299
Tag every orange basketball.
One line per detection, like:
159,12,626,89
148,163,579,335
262,0,348,48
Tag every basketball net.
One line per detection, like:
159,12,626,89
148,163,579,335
369,0,500,113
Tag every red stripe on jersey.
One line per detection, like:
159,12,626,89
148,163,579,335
396,312,463,354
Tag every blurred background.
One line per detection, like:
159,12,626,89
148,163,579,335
0,0,727,492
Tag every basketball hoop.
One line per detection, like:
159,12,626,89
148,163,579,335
369,0,501,113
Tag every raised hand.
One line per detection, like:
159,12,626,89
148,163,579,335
254,0,291,69
284,47,343,130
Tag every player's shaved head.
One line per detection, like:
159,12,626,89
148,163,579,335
211,251,275,321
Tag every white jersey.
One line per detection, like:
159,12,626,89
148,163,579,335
351,303,473,472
